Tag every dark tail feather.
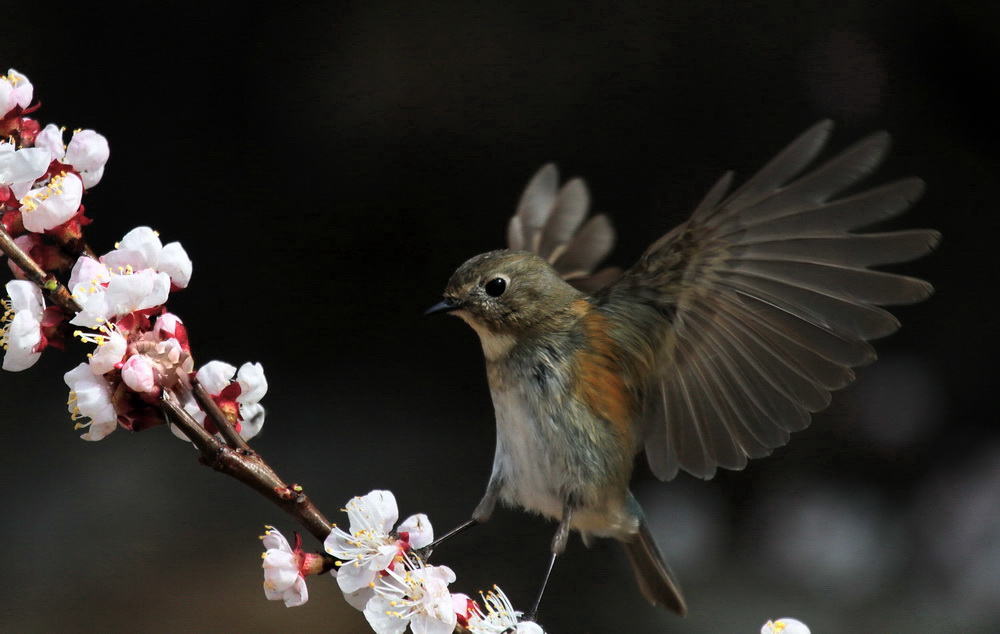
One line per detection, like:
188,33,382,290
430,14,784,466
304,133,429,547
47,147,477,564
621,517,688,616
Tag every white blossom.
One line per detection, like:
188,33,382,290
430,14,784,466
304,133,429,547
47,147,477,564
0,69,32,116
64,362,117,440
260,526,309,608
102,226,191,289
1,280,45,371
327,490,405,608
364,563,457,634
170,360,267,441
19,171,83,233
31,125,110,189
68,255,171,328
234,362,267,440
64,129,109,188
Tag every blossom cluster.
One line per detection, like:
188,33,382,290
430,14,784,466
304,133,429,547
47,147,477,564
1,70,267,443
261,490,545,634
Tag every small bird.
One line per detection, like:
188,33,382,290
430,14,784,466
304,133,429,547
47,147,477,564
426,121,938,617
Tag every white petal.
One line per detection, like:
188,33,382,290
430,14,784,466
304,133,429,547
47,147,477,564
68,255,110,290
114,226,162,269
158,241,192,288
398,514,434,549
341,585,374,611
2,69,32,112
69,285,113,328
282,576,308,607
263,556,299,591
6,279,43,314
64,129,109,173
0,79,13,116
412,613,457,634
80,165,105,189
103,269,170,317
196,360,236,394
2,311,42,371
364,596,410,634
153,313,184,339
355,490,399,535
0,146,50,187
236,362,267,404
261,528,292,553
87,329,127,375
238,402,265,441
121,355,157,394
336,560,379,594
34,124,66,162
64,363,117,440
20,172,83,232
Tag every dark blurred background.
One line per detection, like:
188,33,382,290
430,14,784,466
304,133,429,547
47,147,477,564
1,2,997,632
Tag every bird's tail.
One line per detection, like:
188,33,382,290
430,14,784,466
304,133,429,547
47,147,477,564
620,516,688,616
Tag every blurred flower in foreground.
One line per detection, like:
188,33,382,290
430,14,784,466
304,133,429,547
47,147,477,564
915,443,1000,621
762,617,810,634
260,526,325,608
754,483,900,602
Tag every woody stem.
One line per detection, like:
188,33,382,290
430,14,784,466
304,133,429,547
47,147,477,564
161,388,334,544
0,225,82,314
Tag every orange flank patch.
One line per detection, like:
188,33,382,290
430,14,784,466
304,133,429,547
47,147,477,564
571,300,635,441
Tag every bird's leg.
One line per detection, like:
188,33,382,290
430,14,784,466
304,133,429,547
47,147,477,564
526,505,573,622
427,518,478,552
427,476,501,553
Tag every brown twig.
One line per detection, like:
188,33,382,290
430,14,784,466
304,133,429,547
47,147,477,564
0,225,81,314
161,388,334,543
190,380,251,451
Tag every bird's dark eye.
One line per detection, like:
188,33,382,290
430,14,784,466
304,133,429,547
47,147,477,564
484,277,507,297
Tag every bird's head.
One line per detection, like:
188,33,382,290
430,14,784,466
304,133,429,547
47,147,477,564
427,250,583,354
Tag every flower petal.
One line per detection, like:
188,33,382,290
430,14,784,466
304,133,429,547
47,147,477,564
20,172,83,233
196,360,237,394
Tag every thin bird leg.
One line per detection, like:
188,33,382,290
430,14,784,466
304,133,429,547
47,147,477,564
427,518,478,552
526,506,574,621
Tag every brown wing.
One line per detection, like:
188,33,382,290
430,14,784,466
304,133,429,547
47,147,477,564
597,120,939,480
507,164,622,292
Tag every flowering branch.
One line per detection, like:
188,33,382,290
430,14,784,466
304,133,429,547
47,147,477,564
0,69,331,548
0,223,80,314
2,68,551,634
160,386,334,543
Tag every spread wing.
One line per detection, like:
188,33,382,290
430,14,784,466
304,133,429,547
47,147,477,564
507,164,622,292
597,120,939,480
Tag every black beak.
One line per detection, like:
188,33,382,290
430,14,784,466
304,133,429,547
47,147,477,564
425,297,461,316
